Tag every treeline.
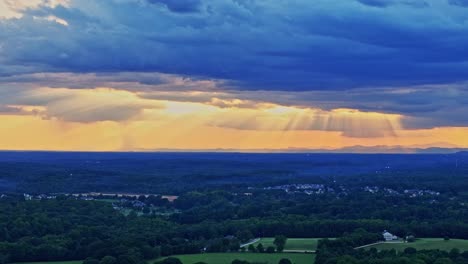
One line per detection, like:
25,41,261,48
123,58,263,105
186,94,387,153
169,189,467,222
95,190,468,241
168,190,468,239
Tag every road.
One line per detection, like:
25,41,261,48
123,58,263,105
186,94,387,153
354,241,404,249
240,238,261,248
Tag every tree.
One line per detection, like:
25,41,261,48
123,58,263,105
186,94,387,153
155,257,183,264
83,258,100,264
266,246,275,253
434,258,453,264
232,260,250,264
449,248,460,258
248,244,256,253
256,243,264,253
116,254,141,264
273,235,287,252
0,254,10,264
229,238,241,252
236,230,254,242
141,245,160,259
403,247,417,254
278,259,292,264
336,255,358,264
100,256,117,264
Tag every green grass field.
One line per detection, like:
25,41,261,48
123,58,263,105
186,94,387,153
364,238,468,252
155,253,314,264
250,238,328,251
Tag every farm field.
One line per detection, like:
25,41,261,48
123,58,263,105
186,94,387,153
155,253,315,264
363,238,468,252
250,238,328,251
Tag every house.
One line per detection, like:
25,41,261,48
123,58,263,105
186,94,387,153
131,200,146,207
383,230,398,241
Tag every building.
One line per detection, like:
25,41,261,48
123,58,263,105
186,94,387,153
383,230,398,241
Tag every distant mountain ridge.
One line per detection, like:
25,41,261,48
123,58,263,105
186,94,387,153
313,146,468,154
1,146,467,154
129,145,468,154
279,146,467,154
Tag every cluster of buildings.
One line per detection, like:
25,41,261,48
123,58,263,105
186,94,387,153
22,193,98,201
363,186,440,197
23,193,57,200
263,184,333,194
404,189,440,197
258,183,442,198
17,192,179,202
112,199,146,211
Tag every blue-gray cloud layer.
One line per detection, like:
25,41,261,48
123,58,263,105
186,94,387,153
1,0,468,130
1,0,468,90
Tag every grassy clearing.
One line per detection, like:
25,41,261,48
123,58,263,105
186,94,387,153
155,253,314,264
364,238,468,252
251,238,328,251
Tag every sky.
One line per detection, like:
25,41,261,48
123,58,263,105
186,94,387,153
1,0,468,151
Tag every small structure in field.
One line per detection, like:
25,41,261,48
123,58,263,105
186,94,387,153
383,230,398,241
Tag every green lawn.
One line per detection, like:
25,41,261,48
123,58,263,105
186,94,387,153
250,238,328,251
364,238,468,252
155,253,314,264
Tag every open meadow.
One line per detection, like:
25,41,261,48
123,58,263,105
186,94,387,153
363,238,468,252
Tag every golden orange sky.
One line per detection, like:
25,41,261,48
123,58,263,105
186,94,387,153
1,87,467,151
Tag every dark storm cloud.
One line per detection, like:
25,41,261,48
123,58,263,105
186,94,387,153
357,0,391,7
357,0,429,8
146,0,202,13
2,0,468,91
1,0,468,129
448,0,468,7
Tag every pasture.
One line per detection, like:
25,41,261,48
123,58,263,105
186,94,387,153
363,238,468,252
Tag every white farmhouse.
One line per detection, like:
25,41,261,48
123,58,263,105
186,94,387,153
382,230,398,241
